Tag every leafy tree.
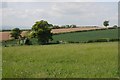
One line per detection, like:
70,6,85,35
61,25,66,28
103,20,109,28
113,25,118,28
66,25,70,28
53,25,60,29
70,24,77,28
49,24,53,28
31,20,53,45
10,28,21,39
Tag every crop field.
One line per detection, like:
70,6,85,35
53,28,118,42
0,27,102,41
51,27,101,34
0,31,28,41
2,42,118,78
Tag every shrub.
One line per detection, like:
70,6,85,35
87,40,95,43
56,41,60,44
68,41,75,43
95,38,109,42
24,38,32,45
109,38,120,42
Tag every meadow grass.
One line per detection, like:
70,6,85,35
0,46,2,78
2,42,118,78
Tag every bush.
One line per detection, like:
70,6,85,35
87,40,95,43
24,38,32,45
68,41,79,43
56,41,60,44
109,38,120,42
95,38,109,42
68,41,75,43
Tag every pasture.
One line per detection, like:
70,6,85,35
53,28,118,42
2,42,118,78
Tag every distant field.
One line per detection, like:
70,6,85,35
2,42,118,78
53,28,118,42
51,27,101,34
0,27,102,41
0,31,28,41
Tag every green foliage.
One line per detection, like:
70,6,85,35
109,38,120,42
52,25,60,29
24,38,32,45
103,20,109,27
113,25,118,28
10,28,21,39
52,24,76,29
70,24,77,28
66,25,71,28
31,20,53,45
2,42,118,78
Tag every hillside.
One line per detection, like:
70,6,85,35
53,28,118,42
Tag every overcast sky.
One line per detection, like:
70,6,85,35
1,1,119,29
1,0,120,2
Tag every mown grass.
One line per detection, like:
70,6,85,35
53,29,118,42
2,42,118,78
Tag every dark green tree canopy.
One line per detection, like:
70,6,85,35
103,20,109,27
31,20,53,45
10,28,21,39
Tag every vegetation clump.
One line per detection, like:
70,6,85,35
30,20,53,45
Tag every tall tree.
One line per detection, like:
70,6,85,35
31,20,53,45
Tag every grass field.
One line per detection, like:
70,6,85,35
2,42,118,78
53,29,118,42
0,47,2,78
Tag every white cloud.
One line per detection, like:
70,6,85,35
2,2,118,28
2,0,119,2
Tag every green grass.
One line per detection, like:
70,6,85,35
0,46,2,79
53,29,118,42
2,42,118,78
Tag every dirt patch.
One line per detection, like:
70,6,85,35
51,27,101,34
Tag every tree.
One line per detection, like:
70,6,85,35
10,28,21,39
113,25,118,28
103,20,109,28
70,24,77,28
66,25,70,28
31,20,53,45
52,25,60,29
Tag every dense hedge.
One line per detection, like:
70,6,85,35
67,38,120,43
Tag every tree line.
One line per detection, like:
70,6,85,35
10,20,118,45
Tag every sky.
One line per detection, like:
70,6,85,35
1,0,120,2
0,0,119,29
